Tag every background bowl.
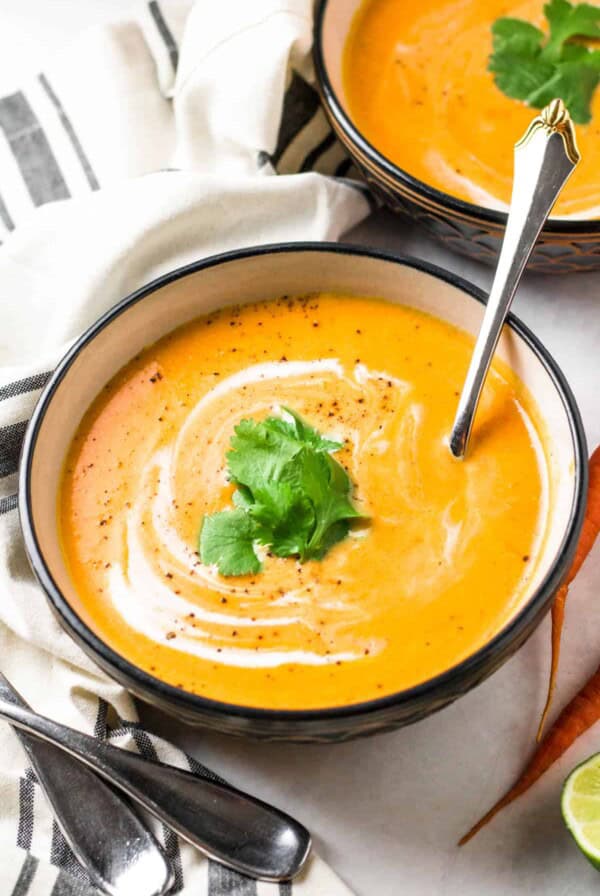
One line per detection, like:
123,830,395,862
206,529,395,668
314,0,600,274
20,244,587,742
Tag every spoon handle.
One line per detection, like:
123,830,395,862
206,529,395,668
449,99,580,459
0,688,311,882
0,675,174,896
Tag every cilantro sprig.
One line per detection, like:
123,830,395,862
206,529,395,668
199,408,363,576
489,0,600,124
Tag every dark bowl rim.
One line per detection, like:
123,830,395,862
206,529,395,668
19,241,588,724
313,0,600,236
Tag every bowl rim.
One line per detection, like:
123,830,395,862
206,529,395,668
19,242,588,724
313,0,600,236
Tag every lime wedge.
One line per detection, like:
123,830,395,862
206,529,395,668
562,753,600,868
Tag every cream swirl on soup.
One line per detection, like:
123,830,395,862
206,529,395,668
59,295,547,709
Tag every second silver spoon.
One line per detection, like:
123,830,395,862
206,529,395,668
0,673,311,882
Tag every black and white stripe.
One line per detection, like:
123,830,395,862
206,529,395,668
49,823,86,887
0,421,28,479
10,855,38,896
270,72,321,169
148,1,179,74
92,699,109,740
265,71,350,178
0,371,51,516
0,189,14,231
208,863,257,896
49,871,98,896
0,493,18,515
0,373,50,403
187,751,228,786
37,76,99,193
299,132,337,173
16,770,37,852
0,73,99,230
0,92,70,207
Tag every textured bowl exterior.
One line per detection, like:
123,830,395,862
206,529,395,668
19,244,588,742
313,0,600,274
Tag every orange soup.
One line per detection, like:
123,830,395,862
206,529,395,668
343,0,600,217
58,295,547,709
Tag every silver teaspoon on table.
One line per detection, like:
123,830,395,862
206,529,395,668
449,98,580,460
0,672,311,882
1,673,173,896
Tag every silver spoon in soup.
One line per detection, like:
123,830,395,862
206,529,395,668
449,98,580,459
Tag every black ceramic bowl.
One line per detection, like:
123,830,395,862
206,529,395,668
313,0,600,273
20,244,587,742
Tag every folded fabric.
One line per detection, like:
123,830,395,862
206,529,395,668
0,1,369,893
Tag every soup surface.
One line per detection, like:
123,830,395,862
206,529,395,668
59,294,547,709
343,0,600,217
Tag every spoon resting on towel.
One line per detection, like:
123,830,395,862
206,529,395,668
0,671,311,882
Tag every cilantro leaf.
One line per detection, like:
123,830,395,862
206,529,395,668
232,485,254,510
310,519,352,560
280,407,343,453
199,409,365,576
284,449,362,558
543,0,600,60
199,509,261,576
489,19,552,100
490,0,600,123
247,481,316,558
227,417,302,491
527,57,600,123
492,17,545,56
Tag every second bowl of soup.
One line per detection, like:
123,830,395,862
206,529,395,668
314,0,600,272
20,244,587,740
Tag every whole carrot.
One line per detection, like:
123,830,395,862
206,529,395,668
537,445,600,740
460,661,600,845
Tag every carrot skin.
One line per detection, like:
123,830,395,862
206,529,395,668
536,587,566,741
460,662,600,845
537,446,600,740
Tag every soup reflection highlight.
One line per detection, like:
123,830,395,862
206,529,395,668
59,295,547,709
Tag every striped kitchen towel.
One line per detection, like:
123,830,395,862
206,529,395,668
0,1,369,893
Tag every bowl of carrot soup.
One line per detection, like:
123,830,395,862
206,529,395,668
19,244,587,740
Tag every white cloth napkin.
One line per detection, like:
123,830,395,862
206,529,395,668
0,2,369,892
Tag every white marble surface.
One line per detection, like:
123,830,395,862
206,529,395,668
2,3,600,894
